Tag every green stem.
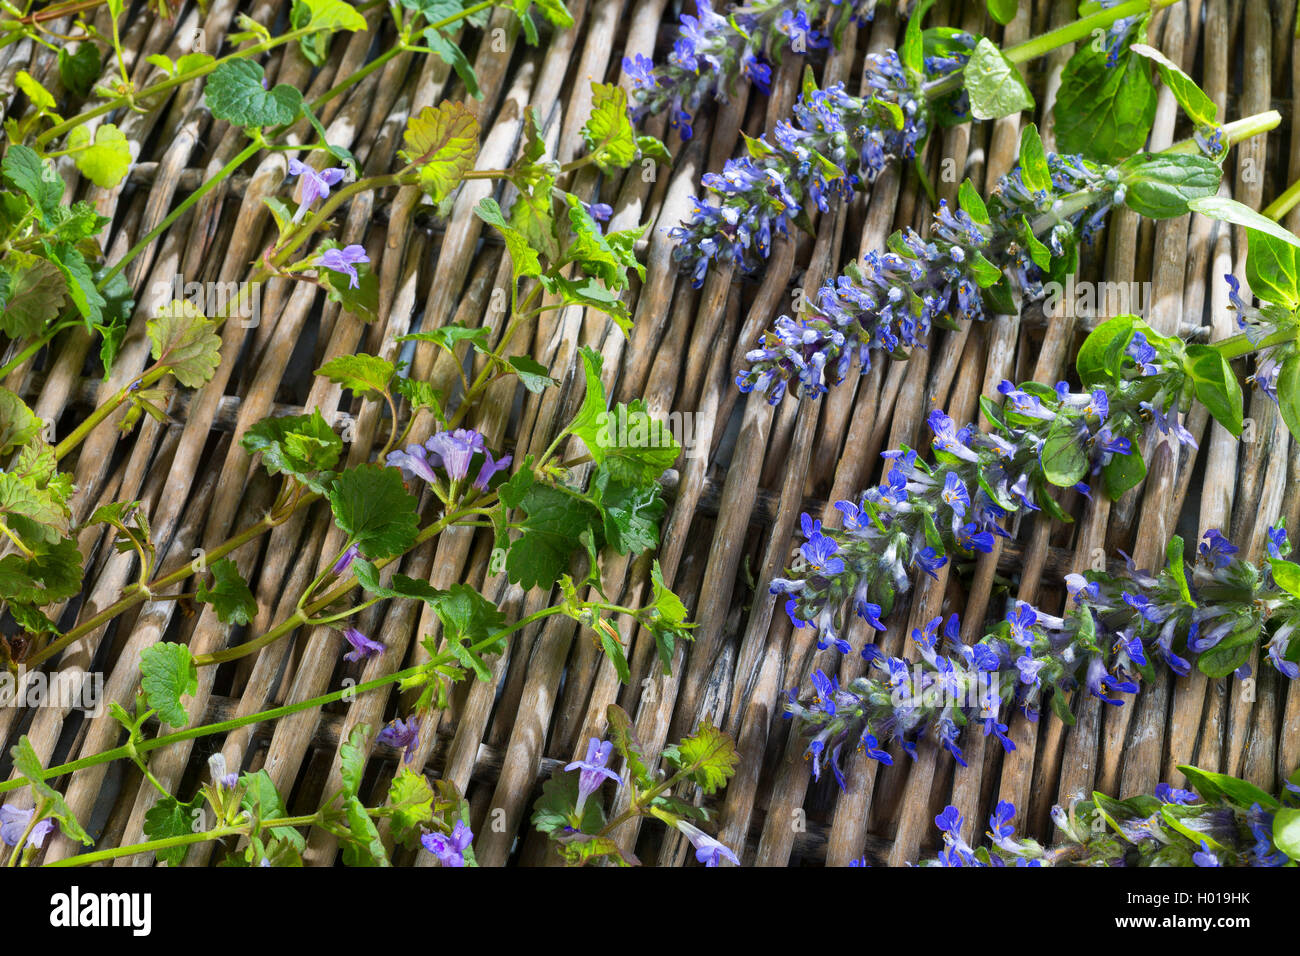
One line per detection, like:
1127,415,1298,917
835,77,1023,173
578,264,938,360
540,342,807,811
35,26,321,147
925,0,1186,97
99,139,264,287
1213,325,1300,361
44,826,246,867
1263,178,1300,222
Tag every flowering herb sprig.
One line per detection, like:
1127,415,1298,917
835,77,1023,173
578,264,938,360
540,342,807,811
787,525,1300,787
531,706,741,866
672,0,1213,282
731,118,1262,397
771,312,1215,647
924,763,1300,867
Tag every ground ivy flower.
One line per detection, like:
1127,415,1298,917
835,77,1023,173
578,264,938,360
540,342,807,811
473,450,512,491
333,543,360,575
386,442,439,483
0,806,55,850
676,819,740,867
378,716,420,763
288,158,344,222
341,626,384,663
208,753,240,790
317,244,368,289
426,428,487,483
422,820,473,867
565,737,622,814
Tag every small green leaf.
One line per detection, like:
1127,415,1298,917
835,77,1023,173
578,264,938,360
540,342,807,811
241,410,343,487
315,353,395,398
986,0,1017,25
581,82,637,171
67,124,132,188
1054,38,1156,163
329,465,420,559
196,558,258,626
1244,227,1300,309
1016,124,1051,194
1184,343,1243,436
963,37,1034,120
1273,807,1300,861
386,768,435,847
505,355,558,393
1129,43,1217,127
11,736,93,846
663,717,738,796
143,796,202,865
1269,557,1300,599
204,60,303,127
147,299,222,388
1188,197,1300,249
139,642,198,728
399,101,480,203
340,723,370,799
1041,413,1090,487
1119,154,1222,219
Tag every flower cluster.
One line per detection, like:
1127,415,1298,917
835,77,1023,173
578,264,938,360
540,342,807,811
1226,272,1289,405
786,526,1300,788
772,328,1191,650
385,428,512,493
925,771,1299,867
736,150,1123,401
671,42,972,284
624,0,885,138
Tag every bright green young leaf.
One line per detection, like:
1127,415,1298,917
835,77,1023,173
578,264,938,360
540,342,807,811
1118,154,1221,219
1129,43,1217,128
1183,343,1243,436
399,101,480,203
67,124,132,188
139,641,198,728
1244,227,1300,309
662,717,738,796
315,353,395,398
582,82,637,171
147,299,222,387
241,410,343,486
963,38,1034,120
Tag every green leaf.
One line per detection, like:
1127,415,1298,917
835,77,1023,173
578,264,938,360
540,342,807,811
147,299,222,387
67,124,132,188
1176,764,1281,810
1015,124,1051,195
581,82,637,171
1273,807,1300,861
323,262,379,321
47,245,107,329
1129,42,1217,127
474,197,542,280
1054,39,1156,163
399,101,480,203
1188,197,1300,249
505,355,558,393
299,0,368,31
1041,413,1090,487
11,736,93,845
353,557,444,603
963,37,1034,121
1245,227,1300,309
139,642,198,728
605,704,651,788
241,410,343,487
505,483,600,590
423,28,480,99
591,467,664,555
329,465,420,559
386,768,435,847
1119,153,1222,219
0,537,83,606
562,195,645,291
598,624,630,684
0,252,67,340
531,766,604,836
1166,536,1195,607
1183,343,1243,436
662,717,738,796
204,60,303,127
1076,313,1136,385
196,558,258,626
645,560,692,676
58,43,101,98
1269,557,1300,600
569,396,679,487
143,796,201,866
340,723,370,799
0,387,45,456
986,0,1017,24
315,353,395,397
2,145,64,224
1277,354,1300,443
1101,444,1146,499
239,770,303,848
433,581,506,652
396,322,492,354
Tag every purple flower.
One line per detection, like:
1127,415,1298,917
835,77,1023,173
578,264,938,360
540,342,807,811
288,159,344,222
317,244,368,289
208,753,240,790
1267,524,1289,560
472,450,512,491
333,543,360,575
676,820,740,867
386,442,439,483
564,737,622,813
421,820,473,867
1199,530,1238,569
1192,841,1221,867
1154,783,1199,805
378,716,420,763
0,806,55,850
341,626,384,662
801,532,844,576
425,429,487,483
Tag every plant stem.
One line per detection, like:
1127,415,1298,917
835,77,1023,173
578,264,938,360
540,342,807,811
1263,178,1300,222
924,0,1186,98
43,826,246,867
